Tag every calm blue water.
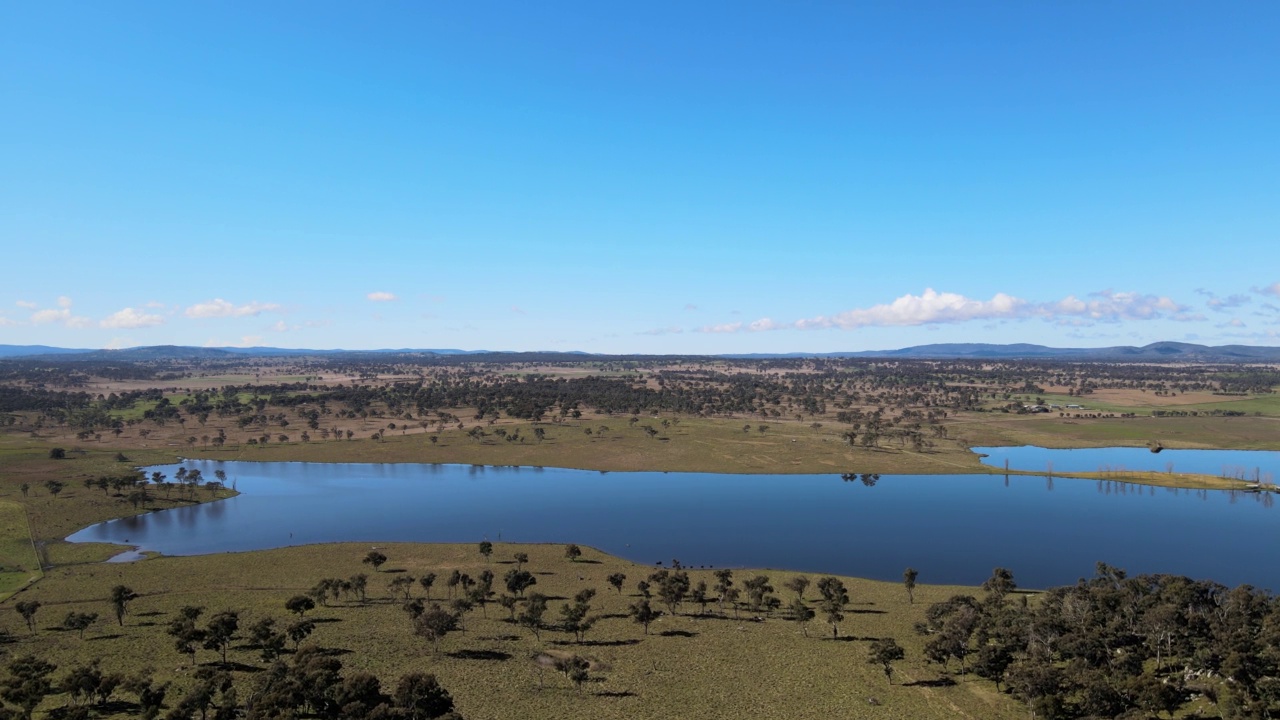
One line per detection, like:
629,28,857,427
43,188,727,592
67,459,1276,591
976,446,1280,480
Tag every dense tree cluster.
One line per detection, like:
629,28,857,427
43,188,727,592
918,564,1280,719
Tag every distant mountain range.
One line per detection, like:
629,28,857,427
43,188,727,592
1,341,1278,362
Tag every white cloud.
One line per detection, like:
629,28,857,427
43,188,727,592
640,326,683,336
698,288,1196,335
184,298,281,318
105,337,131,350
0,315,16,327
1254,282,1280,297
366,291,397,302
795,289,1026,330
101,307,165,329
30,296,93,328
683,303,699,311
268,320,294,333
511,306,526,315
15,300,37,310
696,322,743,334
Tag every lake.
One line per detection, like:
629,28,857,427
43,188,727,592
67,457,1278,591
976,445,1280,481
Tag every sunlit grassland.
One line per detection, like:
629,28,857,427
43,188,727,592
3,542,1024,720
0,500,39,600
185,415,995,476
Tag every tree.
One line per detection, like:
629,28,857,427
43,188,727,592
419,572,437,601
62,611,98,639
363,550,388,572
790,598,815,637
286,595,316,617
607,572,627,594
816,576,848,639
414,604,458,654
513,552,528,570
393,672,456,720
389,575,416,600
554,655,591,692
44,480,64,498
564,543,582,562
203,610,240,665
629,599,659,635
504,568,536,597
286,619,315,650
478,540,493,563
110,585,138,626
903,567,919,604
0,655,57,720
982,567,1016,601
518,593,548,641
167,613,207,666
784,575,811,601
48,447,66,459
15,601,40,633
868,637,906,684
248,617,287,662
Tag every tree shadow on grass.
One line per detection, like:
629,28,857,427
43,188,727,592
550,639,640,647
447,649,511,661
88,634,123,642
658,630,697,638
312,617,343,624
903,678,957,688
594,691,637,698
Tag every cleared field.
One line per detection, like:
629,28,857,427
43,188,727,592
2,542,1024,720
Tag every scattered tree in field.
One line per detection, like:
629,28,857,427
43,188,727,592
478,540,493,562
414,604,458,654
504,568,536,597
629,599,659,634
286,595,315,617
606,572,627,594
15,601,40,633
109,585,138,626
248,617,287,662
349,573,369,603
418,572,437,601
61,611,98,639
982,567,1017,601
167,609,207,666
363,550,388,572
817,576,849,639
743,574,775,614
554,654,591,692
48,448,66,459
903,567,919,604
202,610,240,665
513,552,529,570
389,574,416,600
691,581,710,615
784,575,810,601
393,672,457,720
19,483,29,497
446,570,463,598
44,480,64,498
559,588,597,643
790,598,815,637
564,543,582,562
868,637,906,684
518,593,549,641
286,619,315,650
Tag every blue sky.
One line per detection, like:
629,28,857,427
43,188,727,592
2,2,1278,352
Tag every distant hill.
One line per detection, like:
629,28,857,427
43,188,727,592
2,342,1279,362
0,344,95,358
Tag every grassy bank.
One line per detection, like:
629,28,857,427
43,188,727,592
1,542,1022,720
